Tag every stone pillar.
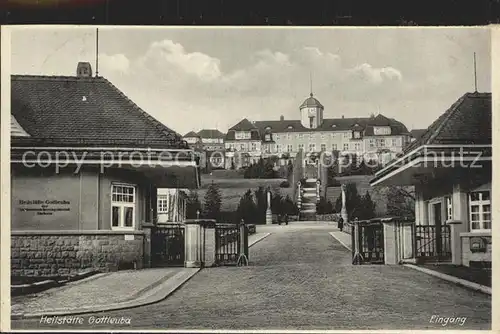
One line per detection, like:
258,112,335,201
141,222,154,268
316,180,321,202
415,184,428,225
297,182,302,210
450,183,469,265
341,184,348,223
202,220,216,267
452,183,469,223
447,220,463,265
266,189,272,225
383,220,399,265
184,220,202,268
400,222,415,260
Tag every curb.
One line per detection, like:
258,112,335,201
328,232,351,251
11,268,200,320
403,264,492,295
249,232,271,247
11,270,102,297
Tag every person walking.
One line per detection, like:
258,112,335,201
338,216,344,232
284,213,289,225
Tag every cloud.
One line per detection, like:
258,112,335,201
107,40,405,133
140,39,222,82
347,63,403,85
99,53,130,73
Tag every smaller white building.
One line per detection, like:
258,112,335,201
157,188,189,223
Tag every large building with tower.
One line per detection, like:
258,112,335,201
224,92,413,169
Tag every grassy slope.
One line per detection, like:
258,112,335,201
198,170,292,211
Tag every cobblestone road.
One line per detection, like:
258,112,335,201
12,225,491,330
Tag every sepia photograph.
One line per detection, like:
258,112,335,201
3,26,493,331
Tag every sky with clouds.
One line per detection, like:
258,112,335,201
10,27,491,136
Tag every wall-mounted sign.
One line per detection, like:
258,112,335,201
124,235,135,241
470,237,487,253
17,199,71,216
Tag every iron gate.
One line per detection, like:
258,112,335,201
215,223,248,266
415,225,451,261
151,224,185,267
352,222,384,264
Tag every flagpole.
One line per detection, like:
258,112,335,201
473,52,478,92
96,28,99,77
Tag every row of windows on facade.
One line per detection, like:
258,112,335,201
226,139,401,153
234,131,376,140
233,127,393,141
110,184,491,233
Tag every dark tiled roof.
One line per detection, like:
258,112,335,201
197,129,225,139
404,92,492,153
299,94,324,109
226,118,261,140
228,118,257,131
410,129,427,140
244,115,409,141
11,75,185,148
184,131,200,138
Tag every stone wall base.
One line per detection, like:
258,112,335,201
11,231,145,277
461,234,492,267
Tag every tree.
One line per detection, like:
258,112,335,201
334,183,363,219
186,191,202,219
287,160,293,178
203,181,222,220
317,196,334,214
282,195,299,215
345,183,363,218
384,186,416,219
327,164,341,186
254,186,267,223
359,191,376,220
271,190,283,215
243,158,278,179
236,189,258,224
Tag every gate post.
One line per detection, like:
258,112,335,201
382,218,399,265
239,219,249,260
184,220,202,268
203,219,217,267
142,222,154,268
447,220,463,265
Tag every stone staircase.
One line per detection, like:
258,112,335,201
299,178,318,221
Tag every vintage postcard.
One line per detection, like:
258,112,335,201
1,25,495,332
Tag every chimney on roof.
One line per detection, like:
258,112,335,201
280,115,284,121
77,62,93,77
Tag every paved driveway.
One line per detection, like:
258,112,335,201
12,224,491,330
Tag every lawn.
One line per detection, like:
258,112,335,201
198,175,293,211
418,264,491,287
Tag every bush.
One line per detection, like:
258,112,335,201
218,211,238,223
316,196,334,214
279,180,290,188
236,189,258,224
359,191,376,220
243,158,279,179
